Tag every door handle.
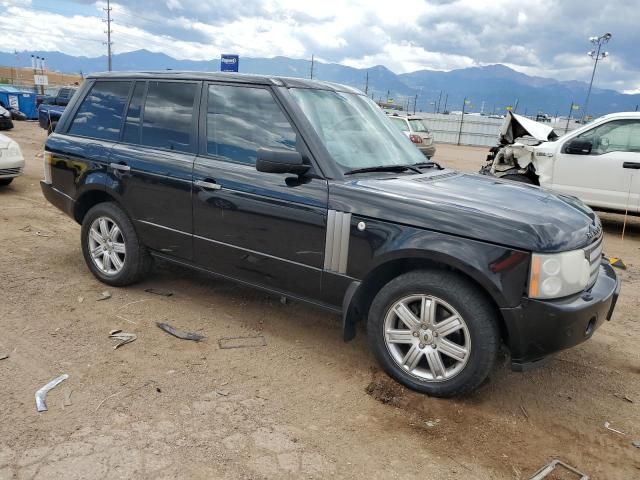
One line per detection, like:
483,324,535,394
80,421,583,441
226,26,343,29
623,162,640,169
194,179,222,190
109,162,131,172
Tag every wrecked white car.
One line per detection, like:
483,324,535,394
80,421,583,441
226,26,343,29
480,111,640,214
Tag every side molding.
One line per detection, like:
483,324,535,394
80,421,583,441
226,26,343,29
324,210,351,274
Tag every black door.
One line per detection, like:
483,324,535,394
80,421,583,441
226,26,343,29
109,80,200,260
193,83,328,300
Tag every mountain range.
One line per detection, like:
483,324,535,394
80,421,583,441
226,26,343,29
2,49,638,116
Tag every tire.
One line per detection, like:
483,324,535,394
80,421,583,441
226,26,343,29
81,202,152,286
502,173,534,184
47,121,57,136
367,270,500,397
0,178,13,186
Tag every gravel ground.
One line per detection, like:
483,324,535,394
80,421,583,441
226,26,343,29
0,122,639,479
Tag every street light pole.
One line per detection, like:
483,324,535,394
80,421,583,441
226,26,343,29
583,32,611,121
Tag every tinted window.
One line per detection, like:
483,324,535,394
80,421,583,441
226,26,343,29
122,81,145,144
207,85,296,165
141,81,197,152
69,81,131,140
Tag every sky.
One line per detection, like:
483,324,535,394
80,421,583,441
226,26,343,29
1,0,638,93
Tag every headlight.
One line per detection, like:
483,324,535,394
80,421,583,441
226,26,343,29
529,250,590,299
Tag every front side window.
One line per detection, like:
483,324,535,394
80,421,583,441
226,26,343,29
576,119,640,155
290,88,425,170
206,85,296,165
141,81,197,152
68,81,131,140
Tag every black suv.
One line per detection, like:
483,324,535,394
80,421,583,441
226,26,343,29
41,72,620,397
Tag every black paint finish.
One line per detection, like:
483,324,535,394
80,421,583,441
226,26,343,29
41,71,619,368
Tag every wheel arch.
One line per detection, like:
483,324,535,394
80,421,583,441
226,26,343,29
74,188,121,224
342,251,509,346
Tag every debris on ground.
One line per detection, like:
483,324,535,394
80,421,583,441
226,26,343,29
280,296,288,305
607,257,627,269
35,374,69,412
145,288,173,297
77,296,84,303
109,330,137,349
35,231,53,238
0,353,8,361
218,335,266,349
216,389,230,397
63,389,73,408
520,405,530,420
613,392,634,403
604,421,626,436
529,459,588,479
632,440,640,448
156,322,205,341
97,291,112,301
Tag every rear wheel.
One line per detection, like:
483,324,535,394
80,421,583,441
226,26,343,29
81,202,152,286
367,270,500,397
0,178,13,186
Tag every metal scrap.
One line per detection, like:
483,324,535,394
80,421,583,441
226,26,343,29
97,291,112,301
156,322,205,341
529,459,589,480
218,335,266,349
109,330,137,349
604,421,626,436
632,440,640,448
0,353,8,361
145,288,173,297
35,374,69,412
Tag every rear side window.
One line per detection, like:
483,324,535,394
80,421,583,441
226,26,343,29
389,117,408,132
206,85,296,165
121,81,145,144
68,81,131,140
141,81,197,152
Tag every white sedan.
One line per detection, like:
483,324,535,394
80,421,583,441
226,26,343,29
0,133,24,187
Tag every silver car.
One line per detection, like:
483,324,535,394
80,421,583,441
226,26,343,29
388,115,436,159
0,133,25,186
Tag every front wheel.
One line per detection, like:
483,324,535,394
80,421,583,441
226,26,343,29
81,202,152,286
367,270,500,397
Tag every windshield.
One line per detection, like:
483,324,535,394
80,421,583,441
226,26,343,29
290,88,425,170
409,119,429,133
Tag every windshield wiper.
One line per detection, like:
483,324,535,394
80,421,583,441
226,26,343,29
344,165,417,176
411,161,444,170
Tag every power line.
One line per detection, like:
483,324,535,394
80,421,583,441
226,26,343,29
103,0,113,71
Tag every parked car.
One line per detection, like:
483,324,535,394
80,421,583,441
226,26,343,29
38,104,66,135
0,133,25,186
0,105,13,130
481,111,640,214
37,86,78,108
388,115,436,159
41,73,619,397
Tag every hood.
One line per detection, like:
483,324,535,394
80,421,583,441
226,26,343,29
333,169,599,252
499,111,558,144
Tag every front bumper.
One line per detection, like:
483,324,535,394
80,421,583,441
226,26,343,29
501,260,620,371
40,181,75,218
0,157,25,178
418,144,436,159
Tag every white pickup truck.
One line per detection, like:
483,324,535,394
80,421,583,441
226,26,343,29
481,111,640,214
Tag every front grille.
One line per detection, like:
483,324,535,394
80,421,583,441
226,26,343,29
0,167,22,176
585,234,604,288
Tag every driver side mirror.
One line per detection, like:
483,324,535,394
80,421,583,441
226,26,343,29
256,148,309,175
564,138,593,155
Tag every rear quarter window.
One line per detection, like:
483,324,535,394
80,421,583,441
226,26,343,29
68,81,131,141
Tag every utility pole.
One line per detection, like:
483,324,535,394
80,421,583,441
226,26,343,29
442,93,448,113
565,101,579,133
583,33,612,121
413,94,418,115
364,71,369,94
310,54,314,79
386,89,390,102
103,0,113,71
436,90,442,113
457,98,468,145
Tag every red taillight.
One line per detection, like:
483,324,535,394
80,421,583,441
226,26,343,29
409,134,422,144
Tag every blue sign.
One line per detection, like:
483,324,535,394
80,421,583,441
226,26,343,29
220,54,239,72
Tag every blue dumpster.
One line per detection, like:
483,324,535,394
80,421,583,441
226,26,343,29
0,85,38,120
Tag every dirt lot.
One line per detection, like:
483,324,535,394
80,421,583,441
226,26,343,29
1,122,639,479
